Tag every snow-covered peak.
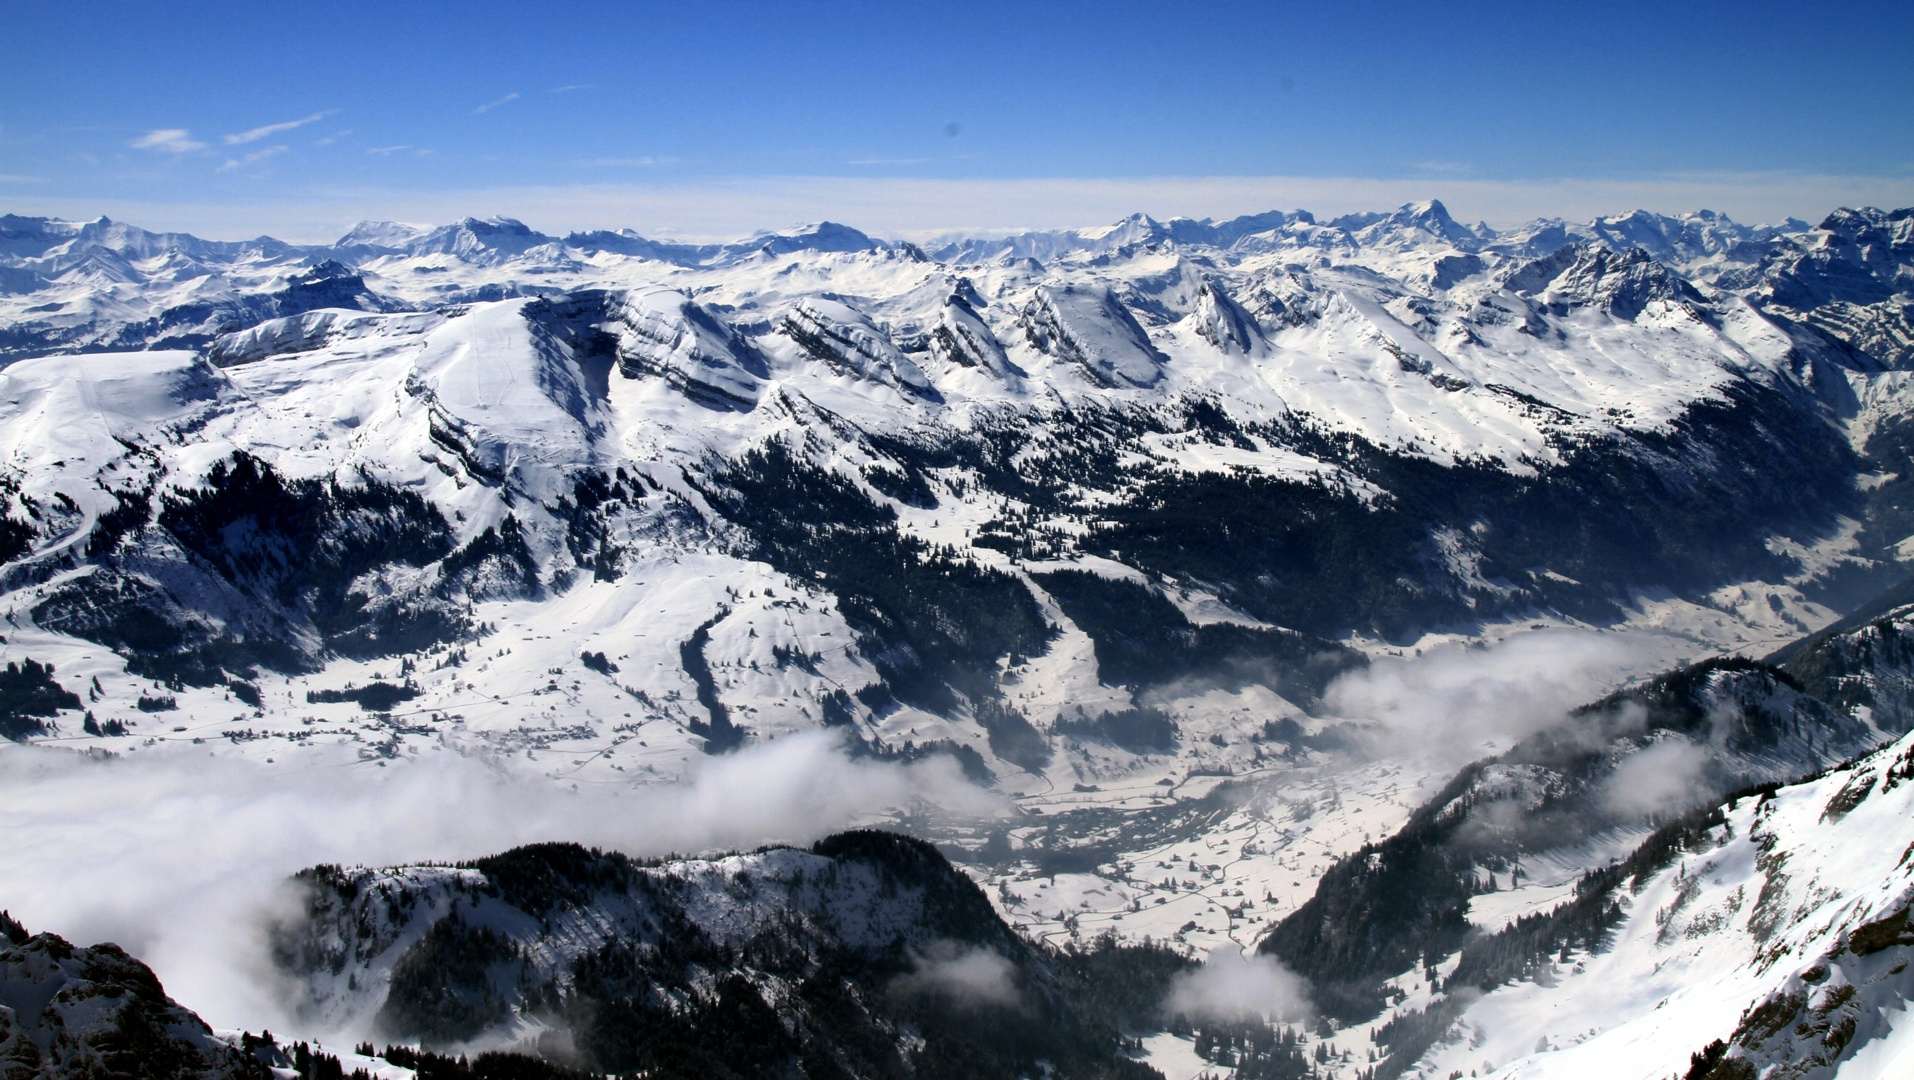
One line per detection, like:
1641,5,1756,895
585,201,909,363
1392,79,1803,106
0,214,89,260
725,220,885,261
562,227,715,264
1352,199,1483,251
402,215,562,264
1501,242,1702,319
1017,282,1168,388
1588,208,1740,262
780,295,935,396
1199,208,1309,247
612,286,767,407
1085,211,1173,249
333,219,432,251
1,215,294,280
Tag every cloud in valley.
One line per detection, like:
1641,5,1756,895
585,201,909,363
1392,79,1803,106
1601,737,1714,817
0,729,1002,1034
891,942,1021,1008
1322,629,1655,764
1164,946,1312,1023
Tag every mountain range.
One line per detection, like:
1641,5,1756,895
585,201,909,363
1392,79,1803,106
3,198,1914,1078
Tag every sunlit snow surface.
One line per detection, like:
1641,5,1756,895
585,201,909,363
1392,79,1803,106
0,205,1905,1061
1392,729,1914,1080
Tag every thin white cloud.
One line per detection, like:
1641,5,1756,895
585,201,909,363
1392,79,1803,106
848,157,935,166
313,130,352,146
217,145,289,173
572,156,678,168
892,943,1020,1008
474,91,520,114
549,83,591,93
225,111,333,146
129,129,207,153
0,174,44,183
364,145,411,156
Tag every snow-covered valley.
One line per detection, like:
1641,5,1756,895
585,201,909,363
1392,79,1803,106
3,199,1914,1078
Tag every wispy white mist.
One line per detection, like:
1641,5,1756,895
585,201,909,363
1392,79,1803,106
0,729,1001,1031
1323,630,1655,766
1601,737,1714,817
891,942,1021,1008
1164,945,1312,1023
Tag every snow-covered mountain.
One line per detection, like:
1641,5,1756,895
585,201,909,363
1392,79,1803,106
0,912,262,1080
1234,600,1914,1078
1320,718,1914,1079
5,199,1914,1076
2,201,1908,780
271,829,1177,1078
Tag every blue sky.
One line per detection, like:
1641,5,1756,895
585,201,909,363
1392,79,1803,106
3,0,1911,240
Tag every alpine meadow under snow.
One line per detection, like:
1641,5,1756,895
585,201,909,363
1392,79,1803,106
2,199,1914,1078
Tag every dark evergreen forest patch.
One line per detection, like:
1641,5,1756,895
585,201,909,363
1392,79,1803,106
973,696,1052,773
375,915,519,1046
159,452,457,659
703,441,1052,714
30,568,302,688
305,682,419,712
0,514,34,566
1093,381,1859,640
303,832,1174,1080
1032,569,1363,710
1053,705,1180,754
38,452,464,687
0,658,80,739
437,515,541,601
679,616,742,752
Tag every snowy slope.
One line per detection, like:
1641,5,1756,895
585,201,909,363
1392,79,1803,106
1214,603,1914,1080
1,201,1912,1050
1395,725,1914,1080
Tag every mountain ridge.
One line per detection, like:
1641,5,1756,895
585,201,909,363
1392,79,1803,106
6,198,1914,1078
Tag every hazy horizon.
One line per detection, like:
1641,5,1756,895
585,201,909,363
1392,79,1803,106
5,0,1910,243
7,172,1912,249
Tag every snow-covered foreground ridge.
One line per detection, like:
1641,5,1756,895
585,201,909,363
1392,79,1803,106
267,829,1167,1071
3,831,1197,1080
1379,723,1914,1080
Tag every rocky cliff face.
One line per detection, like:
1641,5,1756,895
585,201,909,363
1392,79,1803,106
0,915,260,1080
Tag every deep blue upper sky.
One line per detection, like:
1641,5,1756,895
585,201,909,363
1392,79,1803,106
3,0,1911,239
